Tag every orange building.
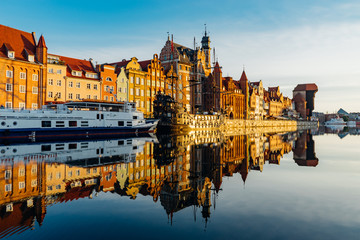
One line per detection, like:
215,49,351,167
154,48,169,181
0,25,47,109
98,64,117,102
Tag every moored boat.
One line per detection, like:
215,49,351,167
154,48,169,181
0,101,158,143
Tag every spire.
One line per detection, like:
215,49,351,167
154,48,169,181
37,35,47,48
204,23,207,37
240,70,248,82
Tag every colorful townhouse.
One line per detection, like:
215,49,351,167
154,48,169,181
0,25,47,109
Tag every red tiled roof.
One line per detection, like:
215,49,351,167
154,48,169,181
293,83,318,91
0,24,37,61
55,54,98,79
109,59,131,68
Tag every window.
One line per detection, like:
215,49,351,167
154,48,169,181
32,74,38,81
93,95,97,100
48,68,54,73
86,95,91,99
5,170,11,179
41,145,51,151
130,77,134,83
5,102,12,108
57,80,62,86
8,51,14,58
69,81,73,87
136,77,140,84
76,83,80,88
56,121,65,127
105,96,108,101
49,79,54,85
141,78,144,85
6,70,13,78
118,87,122,93
31,179,37,187
56,92,61,98
68,93,73,99
106,77,112,81
6,83,12,92
57,69,62,74
31,166,37,174
5,184,12,192
136,88,140,96
130,89,133,95
110,96,114,101
76,170,80,176
32,103,38,109
20,72,26,79
42,120,51,127
56,185,61,190
68,171,72,177
87,83,91,89
28,55,34,62
118,121,124,126
32,87,38,94
121,78,125,83
94,84,98,90
19,102,25,109
19,168,25,177
48,91,53,98
76,94,80,100
56,172,61,179
141,90,144,96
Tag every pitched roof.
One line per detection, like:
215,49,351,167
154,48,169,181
0,24,37,61
109,59,131,68
138,59,152,71
37,35,47,48
239,70,248,82
293,83,318,91
268,87,279,92
54,54,98,79
213,61,222,73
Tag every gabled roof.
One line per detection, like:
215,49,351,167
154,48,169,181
55,54,98,79
109,59,131,68
293,83,318,91
268,87,279,92
0,24,38,61
213,62,222,73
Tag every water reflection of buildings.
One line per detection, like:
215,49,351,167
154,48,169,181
0,131,317,237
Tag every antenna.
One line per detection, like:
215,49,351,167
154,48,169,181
194,37,196,50
213,47,216,65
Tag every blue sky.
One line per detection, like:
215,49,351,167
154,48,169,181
1,0,360,112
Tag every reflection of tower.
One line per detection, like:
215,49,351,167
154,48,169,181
293,130,318,166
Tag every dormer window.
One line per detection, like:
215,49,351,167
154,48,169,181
8,51,15,59
85,73,98,78
28,55,34,62
72,71,82,77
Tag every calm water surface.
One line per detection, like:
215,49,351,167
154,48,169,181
1,128,359,240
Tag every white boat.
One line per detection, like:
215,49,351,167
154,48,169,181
324,118,346,126
0,101,158,143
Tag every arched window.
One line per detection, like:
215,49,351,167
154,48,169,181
106,77,112,82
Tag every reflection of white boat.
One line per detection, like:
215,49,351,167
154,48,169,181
325,124,345,132
0,101,158,143
325,118,346,125
0,136,157,166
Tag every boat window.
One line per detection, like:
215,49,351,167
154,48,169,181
55,144,65,150
127,140,132,144
81,121,89,127
96,114,99,119
118,140,124,145
118,121,124,126
69,143,77,149
80,142,88,148
133,116,138,119
69,121,77,127
41,145,51,151
55,121,65,127
127,121,132,126
42,121,51,128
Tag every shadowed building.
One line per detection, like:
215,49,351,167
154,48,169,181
293,130,318,167
293,84,318,120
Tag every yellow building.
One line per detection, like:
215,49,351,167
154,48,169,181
46,54,67,103
59,55,100,101
115,67,129,102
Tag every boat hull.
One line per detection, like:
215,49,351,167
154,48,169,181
0,125,156,144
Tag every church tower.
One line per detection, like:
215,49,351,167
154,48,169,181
201,25,211,70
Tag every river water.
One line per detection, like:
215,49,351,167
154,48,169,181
0,127,359,240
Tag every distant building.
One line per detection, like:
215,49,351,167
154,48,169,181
293,83,318,120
